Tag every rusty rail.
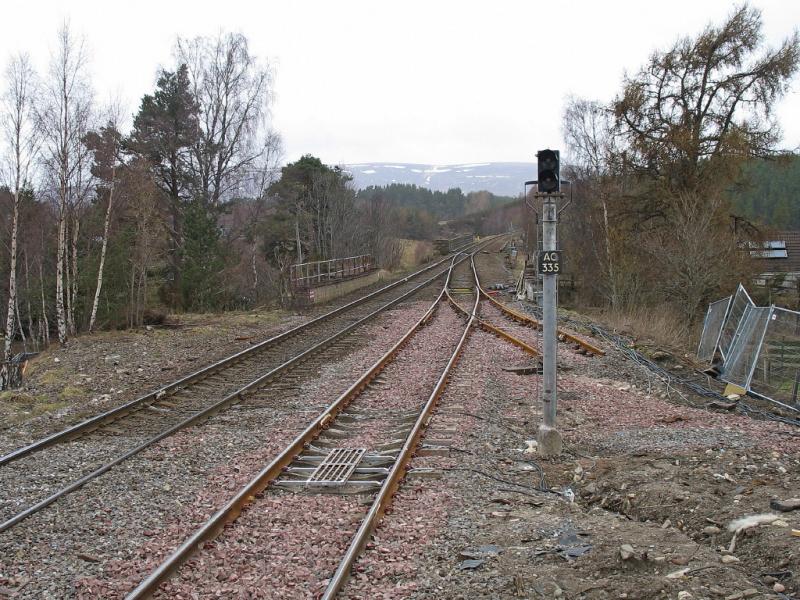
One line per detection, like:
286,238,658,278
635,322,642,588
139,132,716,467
320,254,479,599
474,263,605,356
124,252,473,599
444,255,540,358
0,244,498,535
0,242,486,469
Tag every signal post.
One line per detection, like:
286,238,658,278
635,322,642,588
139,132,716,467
535,149,563,456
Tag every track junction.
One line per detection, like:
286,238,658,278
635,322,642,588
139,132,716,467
1,238,799,600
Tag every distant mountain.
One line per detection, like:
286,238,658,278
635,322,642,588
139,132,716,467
343,162,535,197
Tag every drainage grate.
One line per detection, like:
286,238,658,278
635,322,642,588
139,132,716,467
307,448,366,487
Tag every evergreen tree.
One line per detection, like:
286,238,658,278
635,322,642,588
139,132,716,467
125,65,199,307
180,202,225,311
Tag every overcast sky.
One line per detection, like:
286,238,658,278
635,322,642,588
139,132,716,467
3,0,799,165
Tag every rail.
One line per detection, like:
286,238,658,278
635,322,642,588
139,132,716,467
474,266,605,357
320,254,478,599
0,242,501,534
124,248,485,599
0,243,485,468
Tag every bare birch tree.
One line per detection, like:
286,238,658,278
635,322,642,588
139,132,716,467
0,54,38,389
176,32,273,206
39,23,93,345
562,96,623,308
85,108,123,332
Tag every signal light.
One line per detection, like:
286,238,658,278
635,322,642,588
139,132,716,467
537,149,560,194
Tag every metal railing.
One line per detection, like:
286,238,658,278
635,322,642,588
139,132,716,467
290,255,375,290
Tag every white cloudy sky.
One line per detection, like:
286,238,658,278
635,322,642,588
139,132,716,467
3,0,799,165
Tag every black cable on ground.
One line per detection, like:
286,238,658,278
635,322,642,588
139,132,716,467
441,467,560,496
445,445,548,491
516,301,800,428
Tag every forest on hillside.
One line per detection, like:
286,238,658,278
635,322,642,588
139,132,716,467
728,154,800,229
355,184,515,239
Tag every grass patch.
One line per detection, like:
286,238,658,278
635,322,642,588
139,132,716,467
58,385,85,401
0,391,69,424
38,368,67,386
596,306,695,355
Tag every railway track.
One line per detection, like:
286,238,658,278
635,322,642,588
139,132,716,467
472,244,605,357
124,253,480,599
0,240,494,533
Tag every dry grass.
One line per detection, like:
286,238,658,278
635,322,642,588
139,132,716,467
595,306,697,355
0,390,68,424
398,239,435,270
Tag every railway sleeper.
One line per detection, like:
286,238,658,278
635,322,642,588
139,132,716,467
292,455,395,467
273,481,383,495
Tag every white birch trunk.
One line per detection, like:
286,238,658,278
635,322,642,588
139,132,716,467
295,217,303,263
39,261,49,347
1,190,19,388
251,240,258,304
56,202,68,345
88,168,114,332
602,196,618,309
68,215,79,335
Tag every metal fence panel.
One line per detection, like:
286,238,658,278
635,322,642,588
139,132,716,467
720,306,771,389
749,307,800,407
697,295,731,363
718,284,754,360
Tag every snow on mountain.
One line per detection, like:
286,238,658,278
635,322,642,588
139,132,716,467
343,162,535,196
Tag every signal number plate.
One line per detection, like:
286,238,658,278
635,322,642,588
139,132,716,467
537,251,562,274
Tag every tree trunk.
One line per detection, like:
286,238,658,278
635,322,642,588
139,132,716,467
602,195,618,309
15,292,26,347
40,260,49,347
24,250,35,351
295,217,303,263
88,168,115,332
56,203,68,345
0,189,20,389
251,240,259,304
68,214,79,335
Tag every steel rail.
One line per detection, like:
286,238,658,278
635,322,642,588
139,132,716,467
0,243,484,468
473,259,605,356
0,247,494,535
320,248,480,599
444,255,540,357
124,253,470,600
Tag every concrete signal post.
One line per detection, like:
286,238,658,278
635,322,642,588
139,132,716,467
535,149,563,457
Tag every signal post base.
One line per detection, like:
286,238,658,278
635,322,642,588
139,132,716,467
537,424,562,457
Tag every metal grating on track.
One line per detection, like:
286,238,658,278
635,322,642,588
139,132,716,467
307,448,366,487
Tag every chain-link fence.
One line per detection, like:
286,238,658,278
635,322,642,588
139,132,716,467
699,285,800,410
720,305,771,389
718,284,754,361
749,307,800,407
697,295,731,363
